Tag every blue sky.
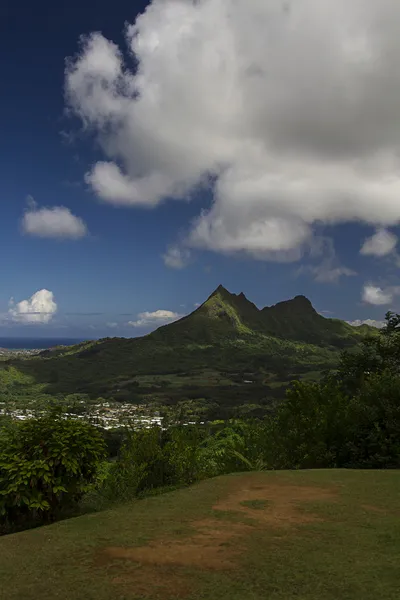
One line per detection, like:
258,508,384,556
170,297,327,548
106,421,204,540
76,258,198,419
1,0,400,338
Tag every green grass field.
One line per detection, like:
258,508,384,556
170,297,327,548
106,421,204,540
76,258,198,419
1,470,399,599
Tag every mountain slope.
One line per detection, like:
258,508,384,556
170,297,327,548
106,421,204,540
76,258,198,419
151,285,373,348
260,295,369,347
8,285,377,408
150,285,261,343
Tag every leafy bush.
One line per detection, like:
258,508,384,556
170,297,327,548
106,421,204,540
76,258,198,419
91,424,208,507
0,414,106,533
94,426,165,506
163,425,207,484
86,419,272,509
198,420,269,475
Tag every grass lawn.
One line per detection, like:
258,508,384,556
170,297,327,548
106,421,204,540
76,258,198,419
1,469,399,599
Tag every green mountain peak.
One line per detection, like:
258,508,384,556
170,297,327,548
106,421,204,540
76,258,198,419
20,285,378,405
198,286,253,334
207,284,234,300
262,294,317,316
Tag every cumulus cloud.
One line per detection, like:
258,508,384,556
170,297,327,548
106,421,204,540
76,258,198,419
65,1,400,263
8,289,58,324
348,319,385,328
360,228,398,257
308,264,356,284
22,203,88,239
361,284,400,305
162,245,191,269
297,237,356,283
127,309,182,328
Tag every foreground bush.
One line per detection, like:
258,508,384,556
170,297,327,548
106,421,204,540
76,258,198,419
0,414,107,533
96,426,165,505
86,419,270,509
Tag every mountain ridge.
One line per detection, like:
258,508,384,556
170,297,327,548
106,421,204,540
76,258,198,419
12,285,378,408
152,285,375,347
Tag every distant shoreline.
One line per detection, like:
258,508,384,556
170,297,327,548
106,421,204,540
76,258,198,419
0,338,88,350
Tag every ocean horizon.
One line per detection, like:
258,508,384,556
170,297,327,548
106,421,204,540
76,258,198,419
0,338,91,350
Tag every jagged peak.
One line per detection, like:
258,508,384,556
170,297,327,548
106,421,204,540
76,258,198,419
206,286,257,308
292,295,315,308
205,287,317,317
208,284,231,299
262,294,316,313
150,286,366,347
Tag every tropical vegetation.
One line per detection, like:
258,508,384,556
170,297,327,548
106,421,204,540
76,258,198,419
1,308,398,535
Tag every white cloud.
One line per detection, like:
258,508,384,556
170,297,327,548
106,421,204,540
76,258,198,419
162,245,191,269
348,319,385,328
22,204,88,239
297,237,356,283
106,322,118,328
360,228,398,257
310,264,356,284
361,284,400,305
194,302,201,308
127,309,182,328
8,289,58,324
66,1,400,263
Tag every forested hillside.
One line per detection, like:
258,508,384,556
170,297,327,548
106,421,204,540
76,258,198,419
4,286,376,418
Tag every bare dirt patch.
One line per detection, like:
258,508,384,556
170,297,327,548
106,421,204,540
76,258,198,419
111,565,191,599
361,504,387,515
97,519,252,569
94,475,337,598
213,475,337,528
101,536,235,570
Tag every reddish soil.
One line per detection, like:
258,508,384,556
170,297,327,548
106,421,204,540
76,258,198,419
213,476,337,527
361,504,387,514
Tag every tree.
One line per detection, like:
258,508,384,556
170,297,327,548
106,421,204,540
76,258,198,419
382,311,400,335
337,311,400,393
267,311,400,470
0,413,107,532
345,370,400,468
270,379,350,469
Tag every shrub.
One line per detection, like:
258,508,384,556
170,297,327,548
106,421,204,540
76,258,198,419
197,419,269,476
163,424,207,484
86,419,270,509
96,426,165,505
0,414,107,533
